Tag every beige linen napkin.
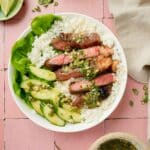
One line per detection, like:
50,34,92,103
109,0,150,83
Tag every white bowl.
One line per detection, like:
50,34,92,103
8,13,127,133
89,132,146,150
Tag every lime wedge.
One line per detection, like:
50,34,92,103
1,0,16,16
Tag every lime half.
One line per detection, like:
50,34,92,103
1,0,16,16
0,0,23,21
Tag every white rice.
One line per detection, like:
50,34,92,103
28,14,126,124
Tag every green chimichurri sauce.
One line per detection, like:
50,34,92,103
98,139,137,150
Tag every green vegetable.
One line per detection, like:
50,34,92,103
21,79,50,93
31,88,60,101
31,14,61,36
11,32,35,73
12,70,22,96
29,66,56,81
43,104,65,126
31,100,43,116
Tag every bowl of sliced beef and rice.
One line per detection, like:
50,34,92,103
8,13,127,132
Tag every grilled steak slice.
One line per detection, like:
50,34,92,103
44,54,72,68
44,46,101,68
51,33,101,51
70,73,115,93
55,69,83,81
51,38,72,51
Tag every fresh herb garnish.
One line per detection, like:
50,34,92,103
70,51,98,80
32,5,41,12
142,84,149,104
54,1,59,6
83,84,101,108
38,0,53,5
129,100,134,107
38,0,59,7
132,88,139,96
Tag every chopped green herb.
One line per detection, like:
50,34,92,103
70,51,98,80
32,5,41,12
54,1,59,6
129,100,134,107
142,84,149,104
132,88,139,96
83,85,101,108
38,0,54,5
143,84,148,91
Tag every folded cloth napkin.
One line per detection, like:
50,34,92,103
109,0,150,83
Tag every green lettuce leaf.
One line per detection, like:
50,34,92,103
31,14,61,36
11,32,35,73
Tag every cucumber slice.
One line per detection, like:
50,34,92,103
57,107,82,123
62,103,80,113
29,66,56,81
31,100,43,116
21,79,49,93
71,112,83,123
43,104,65,126
57,107,74,123
31,88,59,101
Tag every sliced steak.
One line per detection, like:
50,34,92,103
45,46,101,68
44,54,72,68
51,38,72,51
77,33,101,49
55,69,83,81
70,73,115,93
51,33,101,51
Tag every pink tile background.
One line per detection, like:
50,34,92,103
0,71,4,119
54,0,103,19
1,0,148,150
5,119,54,150
0,22,4,70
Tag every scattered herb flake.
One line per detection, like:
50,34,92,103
129,100,134,107
132,88,139,96
54,141,61,150
143,84,148,91
32,5,41,12
38,0,58,7
142,84,149,104
54,1,59,6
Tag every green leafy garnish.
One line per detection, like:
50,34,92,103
11,32,35,73
142,85,149,104
70,51,98,80
83,85,100,108
31,14,61,35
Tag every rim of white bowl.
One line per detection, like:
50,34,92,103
8,12,128,133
